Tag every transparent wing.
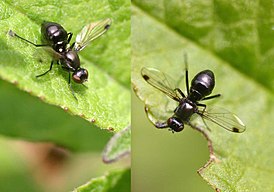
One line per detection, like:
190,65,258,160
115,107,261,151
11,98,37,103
42,46,63,60
140,67,182,126
141,67,181,102
74,18,112,52
199,107,246,133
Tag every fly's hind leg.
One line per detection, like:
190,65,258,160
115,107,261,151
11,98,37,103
197,103,211,131
155,121,177,133
144,105,170,130
155,121,169,129
36,60,54,78
8,30,48,47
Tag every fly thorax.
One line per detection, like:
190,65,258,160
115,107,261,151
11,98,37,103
189,89,203,101
54,41,67,53
60,50,80,71
174,101,196,121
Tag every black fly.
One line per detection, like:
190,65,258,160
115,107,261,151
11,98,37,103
141,55,246,133
9,19,111,99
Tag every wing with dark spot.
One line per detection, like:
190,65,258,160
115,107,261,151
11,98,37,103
198,107,246,133
74,18,112,52
141,67,181,102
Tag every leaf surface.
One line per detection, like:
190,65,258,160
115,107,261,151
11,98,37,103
103,126,131,163
73,169,130,192
132,1,274,191
0,0,130,136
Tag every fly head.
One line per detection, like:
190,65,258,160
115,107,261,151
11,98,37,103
167,116,184,132
72,68,88,84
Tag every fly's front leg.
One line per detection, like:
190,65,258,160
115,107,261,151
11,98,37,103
68,72,78,100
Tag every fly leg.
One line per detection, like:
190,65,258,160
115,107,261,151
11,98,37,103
68,73,78,100
144,105,170,130
8,30,48,47
9,30,55,78
155,121,176,133
197,103,211,131
155,122,169,128
67,32,73,43
67,32,76,49
197,103,207,114
36,60,54,78
184,53,190,95
202,94,221,101
175,88,185,98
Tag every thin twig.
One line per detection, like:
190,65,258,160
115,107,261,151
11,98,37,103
189,123,217,174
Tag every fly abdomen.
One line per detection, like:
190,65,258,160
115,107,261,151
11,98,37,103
189,70,215,101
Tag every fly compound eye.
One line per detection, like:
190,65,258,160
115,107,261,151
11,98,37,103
72,68,88,84
167,117,184,132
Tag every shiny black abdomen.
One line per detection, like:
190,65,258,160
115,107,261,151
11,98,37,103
41,22,68,52
188,70,215,102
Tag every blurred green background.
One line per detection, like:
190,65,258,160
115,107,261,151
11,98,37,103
0,79,129,192
132,93,212,192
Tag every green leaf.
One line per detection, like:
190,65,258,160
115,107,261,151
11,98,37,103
0,79,111,152
72,169,130,192
103,126,131,163
132,1,274,192
0,0,130,133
